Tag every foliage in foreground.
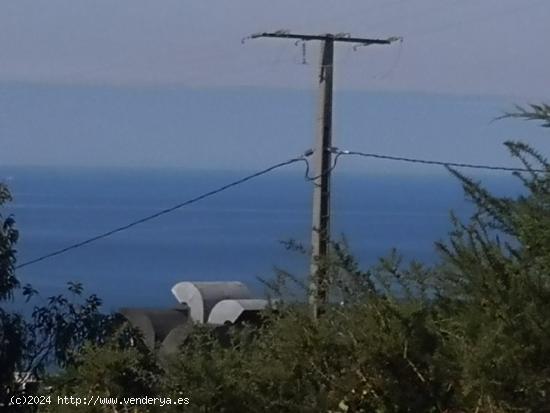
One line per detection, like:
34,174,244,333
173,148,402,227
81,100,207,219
0,185,124,410
167,109,550,413
2,105,550,412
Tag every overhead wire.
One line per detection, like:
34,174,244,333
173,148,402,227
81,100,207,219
334,149,548,173
13,146,548,270
15,153,312,270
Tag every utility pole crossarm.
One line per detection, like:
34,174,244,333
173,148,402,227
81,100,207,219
248,31,400,46
246,29,400,320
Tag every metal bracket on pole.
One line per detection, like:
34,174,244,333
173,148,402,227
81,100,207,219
244,31,401,319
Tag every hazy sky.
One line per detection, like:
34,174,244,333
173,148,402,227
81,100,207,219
0,0,549,170
0,0,548,95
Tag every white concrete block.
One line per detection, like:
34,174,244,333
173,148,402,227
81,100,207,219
171,281,252,323
208,299,268,325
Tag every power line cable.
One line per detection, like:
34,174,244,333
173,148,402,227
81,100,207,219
335,149,548,173
15,153,312,270
14,148,547,270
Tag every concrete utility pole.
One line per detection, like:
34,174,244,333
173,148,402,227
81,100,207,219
248,31,400,319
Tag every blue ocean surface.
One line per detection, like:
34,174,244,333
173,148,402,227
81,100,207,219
1,166,522,312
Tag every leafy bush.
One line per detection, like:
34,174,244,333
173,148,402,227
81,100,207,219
0,184,25,406
0,184,125,410
3,105,550,412
162,107,550,412
434,140,550,411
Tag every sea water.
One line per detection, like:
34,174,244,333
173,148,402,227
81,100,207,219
1,166,521,312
